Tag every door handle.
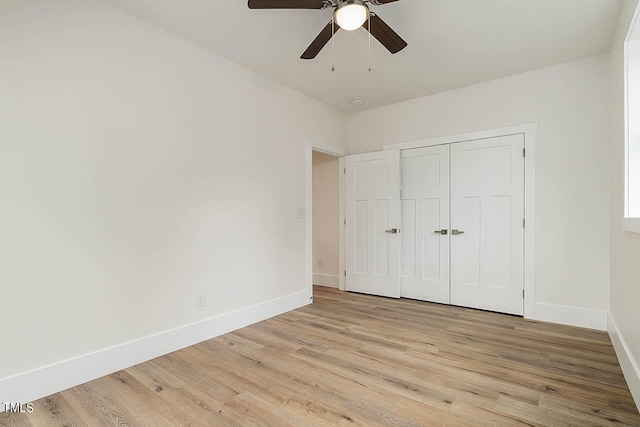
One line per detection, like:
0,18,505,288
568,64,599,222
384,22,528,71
385,228,400,234
452,229,464,235
434,229,448,235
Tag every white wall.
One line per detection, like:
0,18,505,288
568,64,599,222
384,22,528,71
348,55,611,328
0,0,346,398
609,0,640,403
312,151,340,287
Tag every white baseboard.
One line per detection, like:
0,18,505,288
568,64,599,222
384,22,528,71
0,290,311,405
608,313,640,407
313,273,339,288
534,302,607,331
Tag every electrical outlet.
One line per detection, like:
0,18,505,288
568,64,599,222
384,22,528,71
196,292,206,308
318,258,323,267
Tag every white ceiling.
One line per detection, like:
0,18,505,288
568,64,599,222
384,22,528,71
101,0,623,114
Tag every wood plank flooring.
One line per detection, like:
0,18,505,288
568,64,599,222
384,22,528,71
3,286,639,426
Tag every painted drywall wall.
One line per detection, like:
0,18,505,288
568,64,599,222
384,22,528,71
348,55,611,326
0,0,347,385
610,0,640,401
312,151,340,286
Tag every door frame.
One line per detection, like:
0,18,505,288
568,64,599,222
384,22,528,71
305,140,347,301
383,123,537,320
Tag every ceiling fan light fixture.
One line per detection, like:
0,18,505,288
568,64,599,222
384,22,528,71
335,1,368,31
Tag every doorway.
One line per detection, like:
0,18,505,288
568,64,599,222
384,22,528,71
304,141,347,302
312,150,341,289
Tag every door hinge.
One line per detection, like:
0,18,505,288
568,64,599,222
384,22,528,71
344,168,346,174
523,290,525,298
523,218,525,228
344,270,347,277
344,219,346,225
523,148,526,158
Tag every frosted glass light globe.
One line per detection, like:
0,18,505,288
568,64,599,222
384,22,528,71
335,3,368,31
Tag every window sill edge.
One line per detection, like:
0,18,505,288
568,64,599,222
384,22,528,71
623,217,640,234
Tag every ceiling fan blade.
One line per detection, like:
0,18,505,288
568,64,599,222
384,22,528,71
372,0,402,3
248,0,326,9
301,22,339,59
363,14,407,54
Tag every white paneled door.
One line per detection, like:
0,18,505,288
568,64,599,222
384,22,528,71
346,136,524,315
346,150,401,298
450,135,525,315
400,145,450,303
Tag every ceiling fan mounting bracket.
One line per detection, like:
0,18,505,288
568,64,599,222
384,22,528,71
325,0,380,9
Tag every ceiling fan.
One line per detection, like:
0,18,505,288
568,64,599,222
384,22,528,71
248,0,407,60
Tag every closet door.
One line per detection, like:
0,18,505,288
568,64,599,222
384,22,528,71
450,134,524,315
346,150,401,298
400,145,450,303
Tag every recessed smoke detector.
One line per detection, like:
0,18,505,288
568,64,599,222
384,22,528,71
351,97,364,105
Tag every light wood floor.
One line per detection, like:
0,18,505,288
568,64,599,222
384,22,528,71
3,286,639,426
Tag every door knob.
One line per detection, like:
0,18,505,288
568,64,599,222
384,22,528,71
452,229,465,235
385,228,400,234
434,229,448,235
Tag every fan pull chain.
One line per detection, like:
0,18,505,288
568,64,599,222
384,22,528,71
331,16,335,72
368,13,371,72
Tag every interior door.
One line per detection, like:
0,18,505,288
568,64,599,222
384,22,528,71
346,150,401,298
400,145,450,303
450,134,524,315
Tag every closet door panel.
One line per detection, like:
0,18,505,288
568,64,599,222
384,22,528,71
400,145,450,304
450,135,524,315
